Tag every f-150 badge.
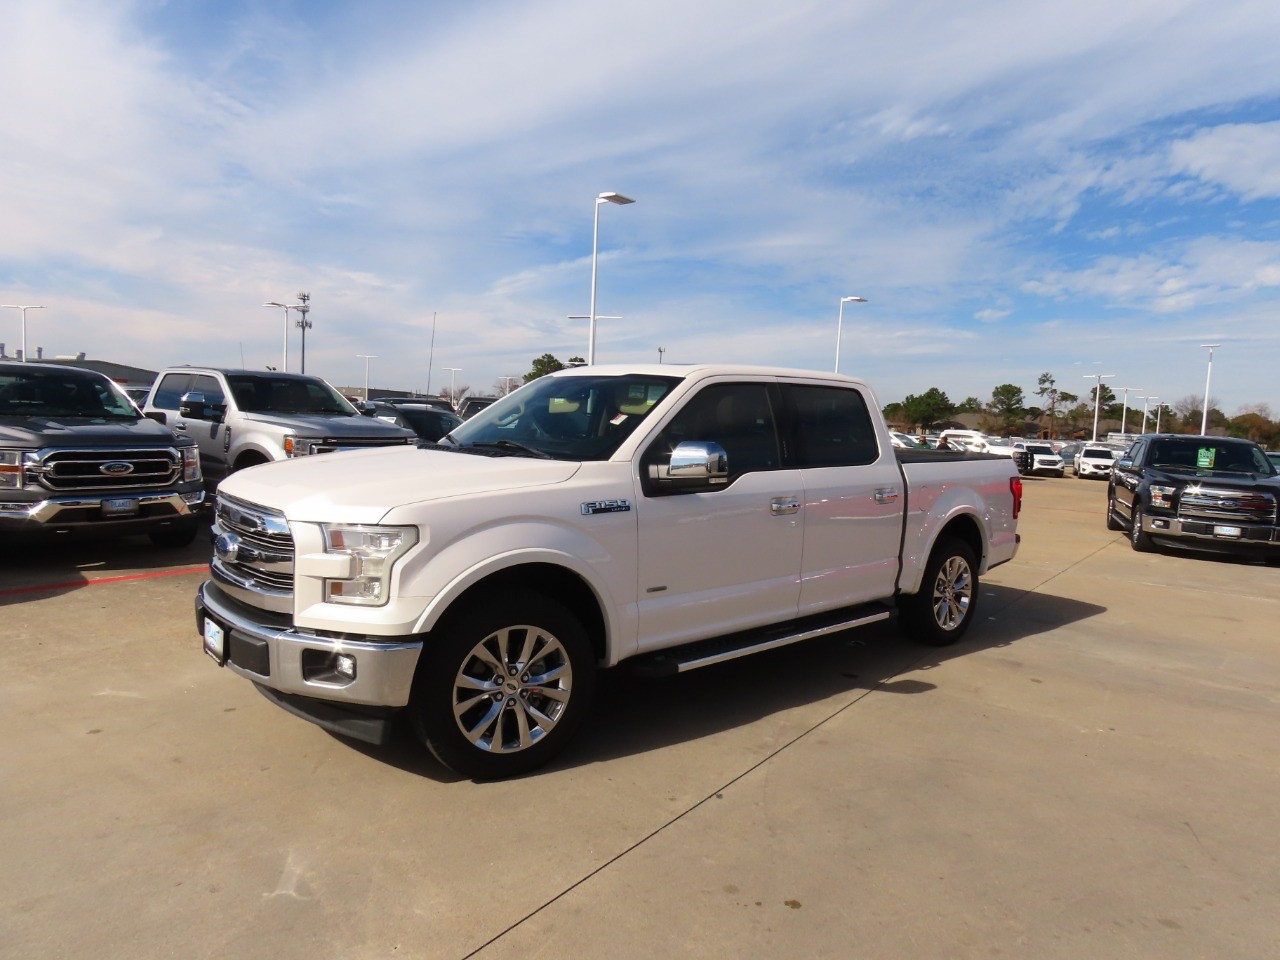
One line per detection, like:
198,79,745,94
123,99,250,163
581,499,631,515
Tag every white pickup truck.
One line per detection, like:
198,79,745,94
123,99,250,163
197,365,1022,778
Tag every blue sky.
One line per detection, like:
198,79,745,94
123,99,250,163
3,0,1279,415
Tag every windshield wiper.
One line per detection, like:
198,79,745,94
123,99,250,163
469,439,553,459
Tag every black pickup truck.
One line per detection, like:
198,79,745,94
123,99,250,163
1107,433,1280,559
0,361,206,546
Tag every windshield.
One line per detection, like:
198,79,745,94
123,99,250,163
446,373,680,460
1082,447,1115,459
0,368,139,420
1025,444,1054,455
1148,439,1276,476
226,375,357,415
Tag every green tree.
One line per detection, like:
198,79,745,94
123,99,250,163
989,383,1025,428
901,387,954,432
954,396,984,414
524,354,567,383
1035,372,1060,430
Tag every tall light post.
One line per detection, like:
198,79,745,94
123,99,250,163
584,191,634,364
1114,385,1140,435
356,354,377,401
1199,343,1220,435
1155,402,1165,434
444,367,462,409
263,301,298,372
834,296,868,373
1,304,45,362
295,292,312,374
499,376,518,396
1083,373,1114,442
1137,396,1158,434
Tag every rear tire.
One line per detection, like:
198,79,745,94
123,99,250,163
409,590,597,779
898,538,979,646
1106,489,1123,530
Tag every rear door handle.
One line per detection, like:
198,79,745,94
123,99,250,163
770,497,801,516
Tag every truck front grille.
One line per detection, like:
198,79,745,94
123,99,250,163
34,447,181,492
300,437,413,456
212,494,295,605
1178,487,1278,524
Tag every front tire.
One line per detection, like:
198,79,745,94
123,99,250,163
1129,502,1154,552
409,591,597,779
1106,489,1123,530
898,538,979,646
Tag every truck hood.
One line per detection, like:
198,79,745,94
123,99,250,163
238,411,414,439
219,445,583,523
1147,466,1280,490
0,414,179,448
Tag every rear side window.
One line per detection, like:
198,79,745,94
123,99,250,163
151,373,194,410
786,385,879,467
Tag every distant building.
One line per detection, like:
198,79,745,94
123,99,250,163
0,344,157,388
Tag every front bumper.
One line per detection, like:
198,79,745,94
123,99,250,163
196,580,423,712
1076,463,1111,478
0,488,205,537
1140,513,1280,553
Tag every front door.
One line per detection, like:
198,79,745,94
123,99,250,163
635,381,803,652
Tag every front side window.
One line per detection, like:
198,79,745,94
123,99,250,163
191,374,226,408
644,382,781,480
152,373,194,410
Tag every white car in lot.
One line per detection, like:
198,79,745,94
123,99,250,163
1013,441,1065,477
1074,445,1119,479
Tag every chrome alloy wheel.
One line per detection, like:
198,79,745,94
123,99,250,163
931,555,973,631
451,624,573,754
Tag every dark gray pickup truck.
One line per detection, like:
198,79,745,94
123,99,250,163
1107,433,1280,560
0,361,206,546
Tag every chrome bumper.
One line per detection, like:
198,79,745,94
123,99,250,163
0,489,204,524
197,580,422,708
1141,514,1280,549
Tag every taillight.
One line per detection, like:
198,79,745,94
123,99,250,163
1010,475,1023,519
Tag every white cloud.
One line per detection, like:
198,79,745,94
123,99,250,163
1169,121,1280,201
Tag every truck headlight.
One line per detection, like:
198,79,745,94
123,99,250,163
1149,484,1177,509
320,524,418,606
284,435,319,457
0,450,34,489
181,445,202,482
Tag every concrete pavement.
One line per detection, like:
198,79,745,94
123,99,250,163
2,476,1277,959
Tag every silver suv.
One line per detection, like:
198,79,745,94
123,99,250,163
143,367,414,491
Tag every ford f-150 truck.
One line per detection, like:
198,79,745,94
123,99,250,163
1107,433,1280,558
196,365,1022,778
143,367,414,491
0,360,205,545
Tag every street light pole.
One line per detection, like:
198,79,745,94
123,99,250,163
263,301,298,372
1155,403,1165,433
1136,396,1158,434
356,354,377,401
499,376,518,396
1199,343,1221,435
295,292,311,374
586,192,634,364
1114,386,1140,435
444,367,462,410
1083,373,1115,442
1,304,45,362
834,296,868,373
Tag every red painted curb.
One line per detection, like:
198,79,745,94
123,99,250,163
0,565,208,597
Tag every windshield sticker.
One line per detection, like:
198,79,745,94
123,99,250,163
581,499,631,516
1197,447,1216,468
610,413,628,425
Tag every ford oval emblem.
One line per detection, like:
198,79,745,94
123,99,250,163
213,532,241,564
1219,499,1239,509
100,461,135,477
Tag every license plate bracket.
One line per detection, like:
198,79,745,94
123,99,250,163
1213,524,1243,538
102,497,139,517
203,617,227,665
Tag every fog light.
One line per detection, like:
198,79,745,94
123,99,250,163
335,654,357,680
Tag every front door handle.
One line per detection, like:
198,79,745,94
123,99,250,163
874,487,900,504
770,497,801,516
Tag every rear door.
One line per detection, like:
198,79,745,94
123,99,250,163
783,382,904,613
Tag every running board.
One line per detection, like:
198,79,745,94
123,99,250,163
628,602,894,677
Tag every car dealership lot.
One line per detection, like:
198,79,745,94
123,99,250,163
3,477,1278,960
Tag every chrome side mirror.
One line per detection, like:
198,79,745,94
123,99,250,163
652,440,730,490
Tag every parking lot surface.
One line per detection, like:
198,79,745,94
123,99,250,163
2,476,1278,959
